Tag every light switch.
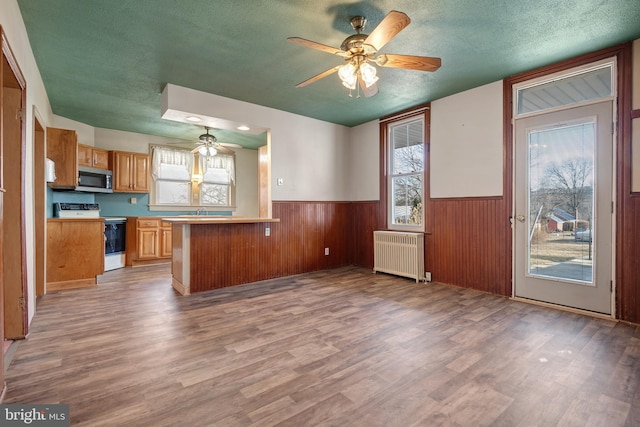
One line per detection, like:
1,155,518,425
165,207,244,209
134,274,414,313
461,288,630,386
277,178,284,186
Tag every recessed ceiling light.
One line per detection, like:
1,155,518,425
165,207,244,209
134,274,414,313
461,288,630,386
237,125,250,131
185,116,202,122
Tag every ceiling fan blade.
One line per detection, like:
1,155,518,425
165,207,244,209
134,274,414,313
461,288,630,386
359,79,378,98
218,142,242,149
377,54,441,72
364,10,411,51
214,145,235,155
287,37,347,56
295,65,341,88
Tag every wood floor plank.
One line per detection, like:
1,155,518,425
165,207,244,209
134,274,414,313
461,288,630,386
3,264,640,426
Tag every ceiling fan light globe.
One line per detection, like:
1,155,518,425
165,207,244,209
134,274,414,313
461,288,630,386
363,74,378,88
359,62,378,87
341,80,356,90
208,146,217,156
338,62,356,81
198,146,208,156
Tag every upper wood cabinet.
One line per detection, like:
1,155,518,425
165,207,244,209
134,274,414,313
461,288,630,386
46,127,78,189
78,144,109,169
109,150,150,193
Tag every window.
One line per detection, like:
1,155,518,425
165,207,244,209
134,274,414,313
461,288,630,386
515,61,613,117
150,145,236,209
151,146,193,205
382,109,428,231
200,154,235,206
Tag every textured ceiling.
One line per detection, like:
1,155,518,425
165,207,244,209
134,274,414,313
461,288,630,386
16,0,640,149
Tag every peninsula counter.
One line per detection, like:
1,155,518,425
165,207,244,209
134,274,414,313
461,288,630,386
162,217,280,295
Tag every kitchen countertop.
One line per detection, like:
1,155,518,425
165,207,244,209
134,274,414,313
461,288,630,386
48,217,105,222
162,217,280,224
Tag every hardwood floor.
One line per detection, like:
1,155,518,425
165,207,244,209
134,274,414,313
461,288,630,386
3,265,640,426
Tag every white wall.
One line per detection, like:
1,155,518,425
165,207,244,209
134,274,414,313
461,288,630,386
95,127,178,153
234,148,259,217
1,0,55,325
431,81,504,198
348,120,379,200
162,84,352,201
53,115,95,146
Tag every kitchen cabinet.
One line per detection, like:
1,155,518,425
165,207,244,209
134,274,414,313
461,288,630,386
160,221,172,258
126,217,172,266
46,219,105,290
78,144,109,169
46,127,78,189
109,151,150,193
137,218,160,260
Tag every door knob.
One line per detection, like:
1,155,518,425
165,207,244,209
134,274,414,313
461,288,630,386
516,214,525,222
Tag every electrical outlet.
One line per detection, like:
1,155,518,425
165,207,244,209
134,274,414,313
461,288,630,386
325,247,329,256
130,197,137,204
265,227,270,237
425,272,432,282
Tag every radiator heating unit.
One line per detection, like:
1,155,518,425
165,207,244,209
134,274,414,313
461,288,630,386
373,231,425,282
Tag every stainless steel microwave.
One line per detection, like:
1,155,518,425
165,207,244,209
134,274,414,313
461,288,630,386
76,166,113,193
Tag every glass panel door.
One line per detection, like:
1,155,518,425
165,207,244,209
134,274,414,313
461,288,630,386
514,101,612,314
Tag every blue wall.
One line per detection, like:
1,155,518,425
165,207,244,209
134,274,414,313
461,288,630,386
49,190,231,217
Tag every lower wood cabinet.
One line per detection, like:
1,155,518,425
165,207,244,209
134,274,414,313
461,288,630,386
47,219,105,291
160,222,172,258
126,217,172,266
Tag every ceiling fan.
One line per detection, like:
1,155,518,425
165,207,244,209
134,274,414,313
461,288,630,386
191,127,238,157
288,10,441,97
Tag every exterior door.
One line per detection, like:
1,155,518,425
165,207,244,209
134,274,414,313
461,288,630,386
514,101,613,314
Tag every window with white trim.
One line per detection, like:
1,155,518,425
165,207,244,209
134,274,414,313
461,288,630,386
151,146,193,205
199,153,235,206
149,145,236,209
387,114,426,231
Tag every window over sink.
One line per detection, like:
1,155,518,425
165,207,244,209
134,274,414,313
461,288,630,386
149,145,236,210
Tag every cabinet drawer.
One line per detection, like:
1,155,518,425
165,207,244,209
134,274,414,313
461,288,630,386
137,218,160,228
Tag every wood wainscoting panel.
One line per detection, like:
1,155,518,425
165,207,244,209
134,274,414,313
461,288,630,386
617,195,640,322
189,222,281,293
615,44,639,323
187,202,379,293
428,197,511,296
347,201,380,269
